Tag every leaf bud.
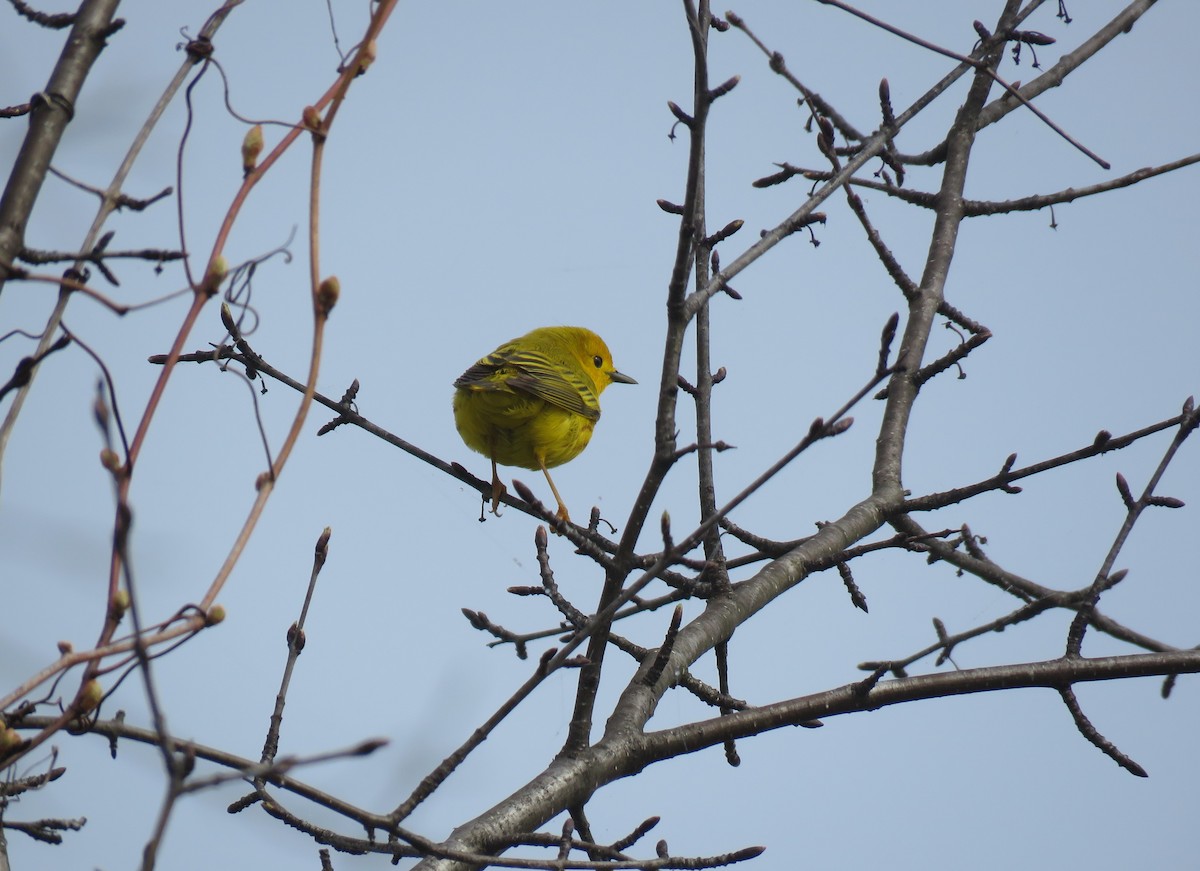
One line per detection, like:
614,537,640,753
241,124,264,174
110,588,130,621
78,679,104,713
317,275,340,316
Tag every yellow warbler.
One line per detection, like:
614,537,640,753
453,326,635,523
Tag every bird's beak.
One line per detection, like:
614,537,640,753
609,370,637,385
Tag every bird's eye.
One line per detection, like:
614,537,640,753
593,355,603,369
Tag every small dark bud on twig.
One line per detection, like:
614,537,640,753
287,623,306,652
708,75,740,101
837,561,868,612
1115,473,1135,509
1013,29,1056,46
878,78,895,127
1103,569,1129,589
997,453,1022,493
705,219,744,247
511,479,537,506
816,116,836,158
753,164,801,188
667,101,693,126
877,312,899,372
314,526,331,570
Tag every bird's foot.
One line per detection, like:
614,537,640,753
489,477,508,515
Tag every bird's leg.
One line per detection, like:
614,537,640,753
489,457,507,514
539,459,571,524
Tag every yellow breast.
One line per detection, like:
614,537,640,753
452,387,596,470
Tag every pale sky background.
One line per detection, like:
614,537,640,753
2,2,1199,869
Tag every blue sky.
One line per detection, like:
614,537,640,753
2,2,1198,869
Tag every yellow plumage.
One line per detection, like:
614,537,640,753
453,326,635,523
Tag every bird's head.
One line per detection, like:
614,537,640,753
563,327,637,395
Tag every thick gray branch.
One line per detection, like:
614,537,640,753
0,0,123,293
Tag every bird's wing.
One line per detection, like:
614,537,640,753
455,345,600,421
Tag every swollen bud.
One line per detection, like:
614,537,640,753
202,256,228,297
357,39,377,75
241,124,264,175
78,679,104,713
206,604,226,626
110,588,130,621
317,275,340,317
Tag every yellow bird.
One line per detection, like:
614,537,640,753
453,326,635,524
